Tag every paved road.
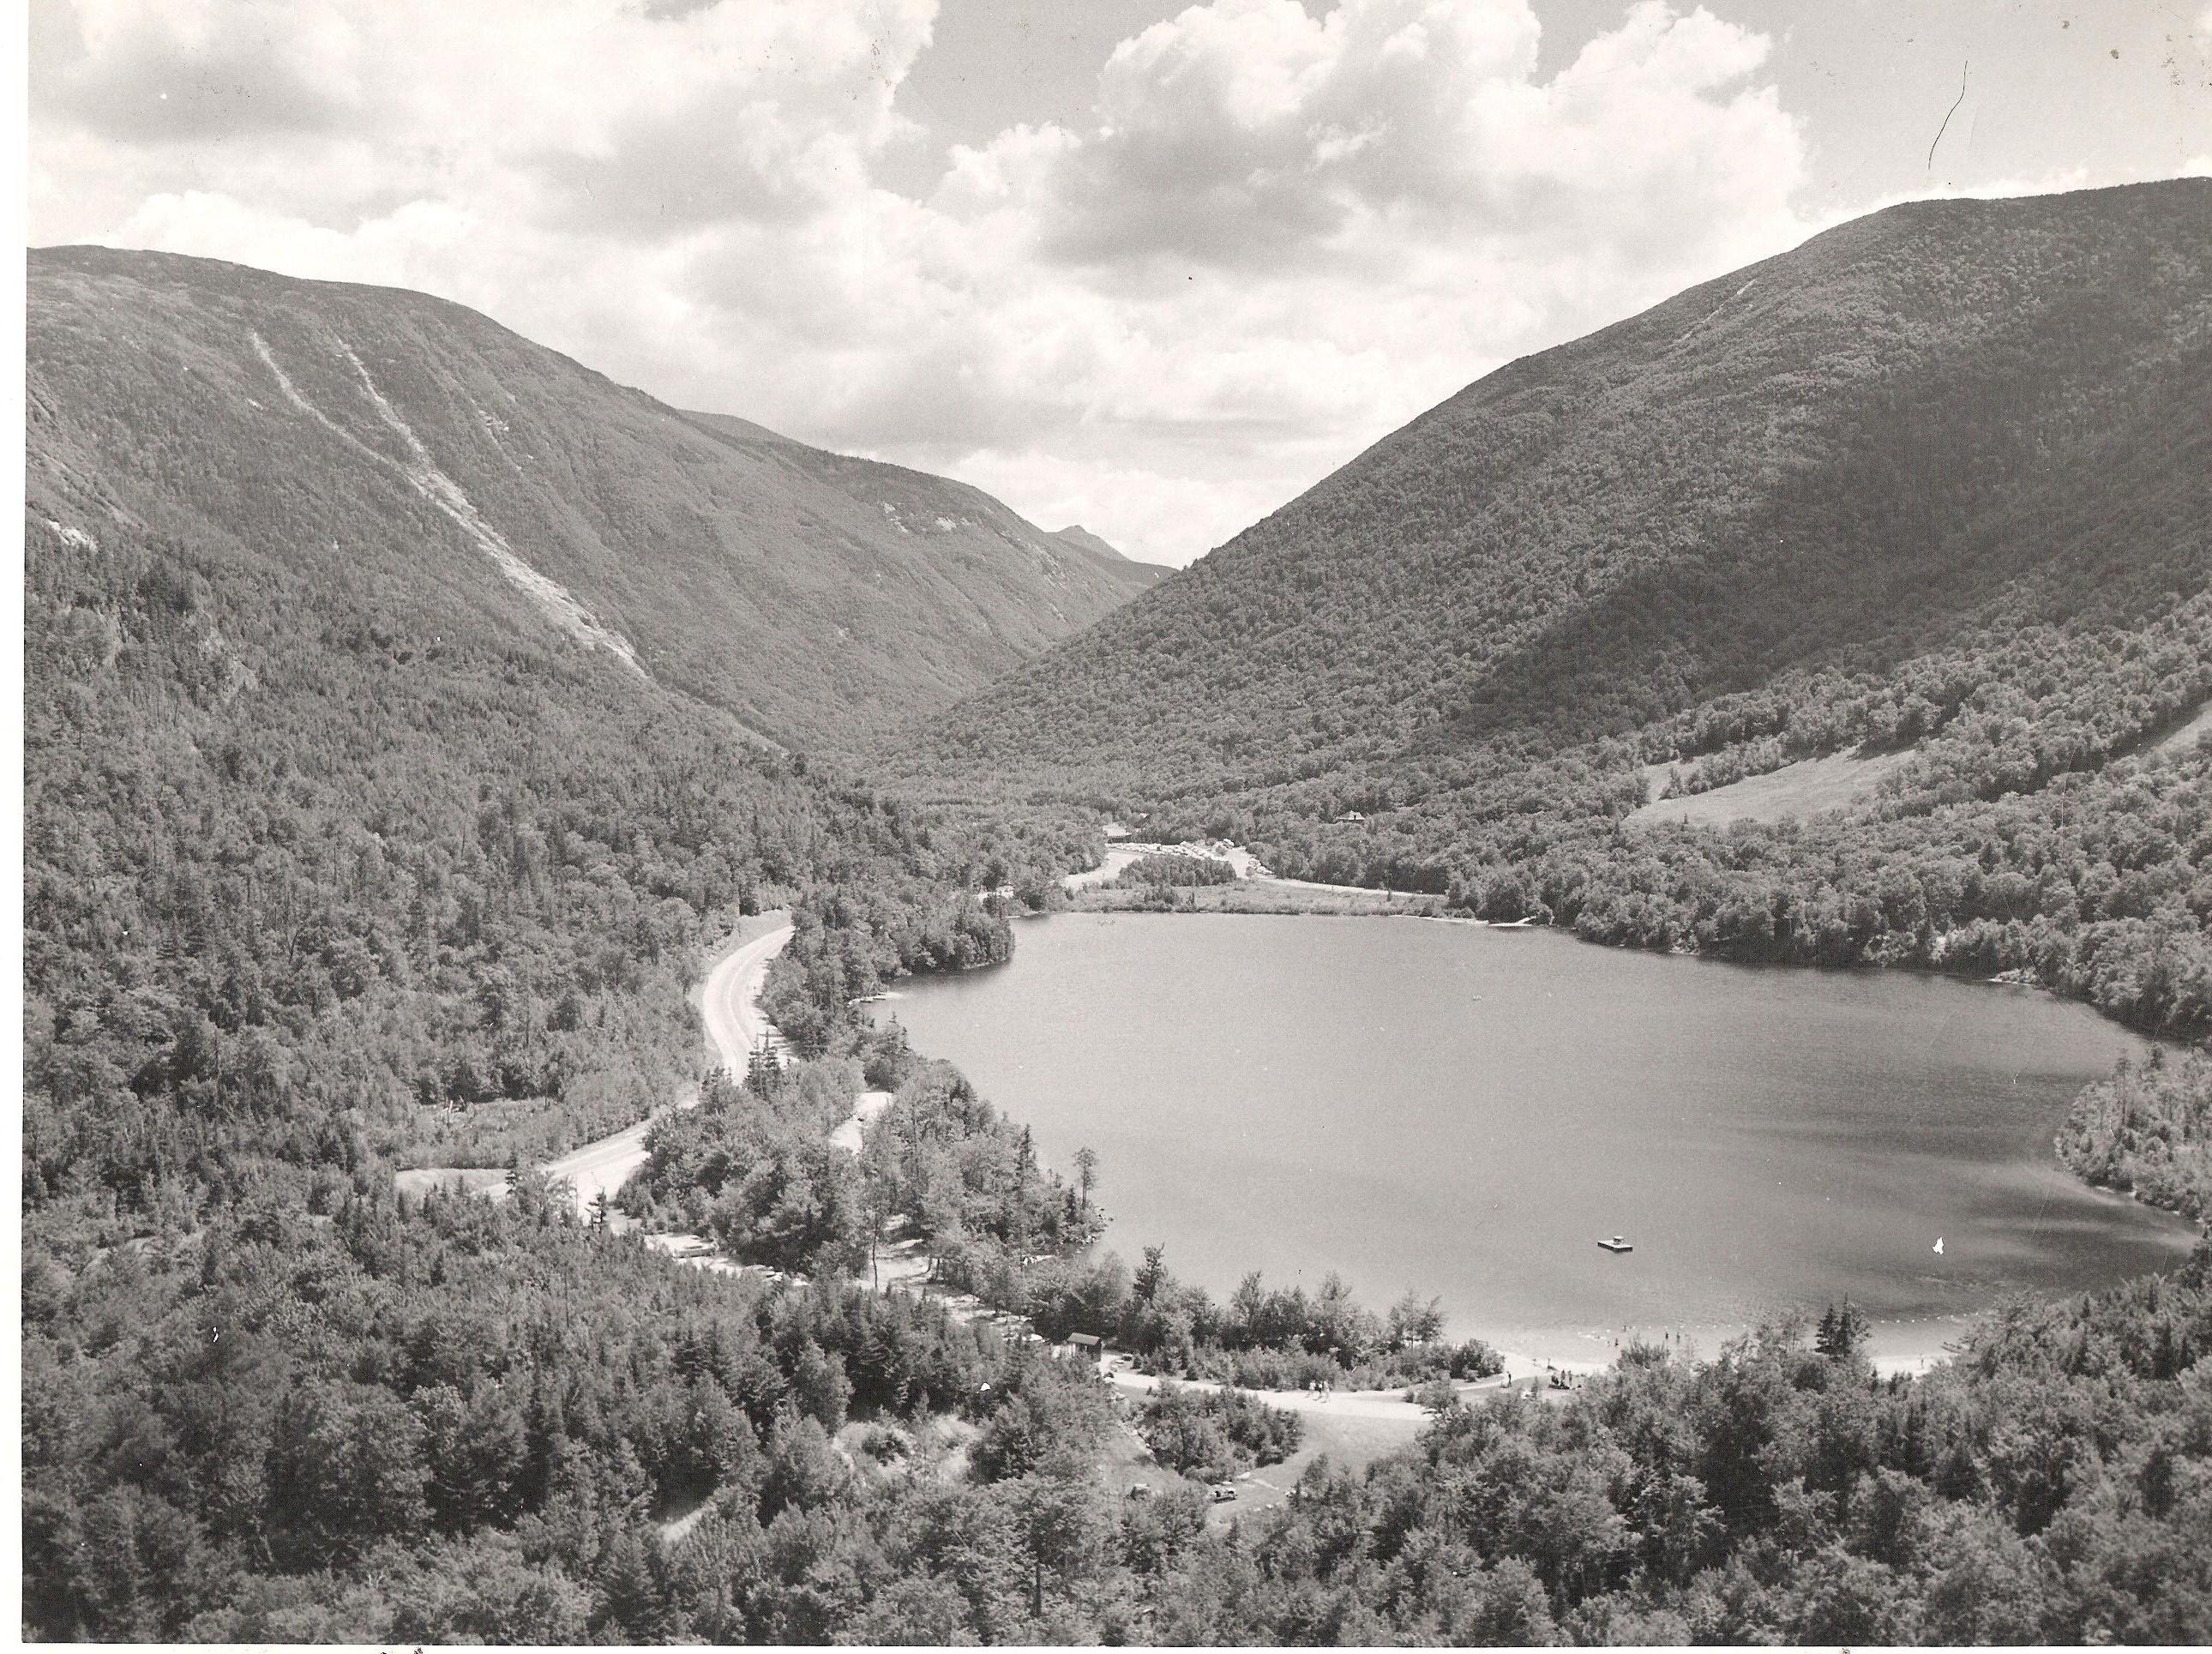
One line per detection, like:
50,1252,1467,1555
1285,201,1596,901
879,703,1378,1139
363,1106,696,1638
540,920,793,1218
699,921,796,1075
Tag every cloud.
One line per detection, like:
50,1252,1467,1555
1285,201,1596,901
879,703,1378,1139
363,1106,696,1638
32,0,1819,564
35,0,935,232
33,0,356,141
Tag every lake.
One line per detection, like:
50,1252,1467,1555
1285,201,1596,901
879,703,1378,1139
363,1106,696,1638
872,913,2197,1368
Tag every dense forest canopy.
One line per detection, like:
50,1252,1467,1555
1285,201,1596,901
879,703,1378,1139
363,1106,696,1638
899,181,2211,797
17,349,1083,1635
21,181,2212,1645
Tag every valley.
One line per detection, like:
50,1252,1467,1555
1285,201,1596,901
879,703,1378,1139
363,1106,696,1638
21,177,2212,1645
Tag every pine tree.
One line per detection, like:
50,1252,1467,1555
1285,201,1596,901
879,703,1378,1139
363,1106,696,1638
1815,1298,1870,1359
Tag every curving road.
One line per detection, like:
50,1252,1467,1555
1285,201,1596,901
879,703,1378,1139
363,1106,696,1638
699,920,796,1075
540,918,793,1218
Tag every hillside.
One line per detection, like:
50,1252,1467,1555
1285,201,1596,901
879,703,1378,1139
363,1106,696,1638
907,179,2210,791
899,180,2212,1036
21,245,1135,1639
673,406,1163,609
28,246,1158,749
21,197,2212,1644
1053,523,1171,589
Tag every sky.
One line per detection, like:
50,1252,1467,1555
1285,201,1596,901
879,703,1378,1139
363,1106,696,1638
28,0,2212,565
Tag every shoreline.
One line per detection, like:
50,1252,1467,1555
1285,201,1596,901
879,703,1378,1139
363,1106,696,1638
983,856,2201,1383
1061,840,2203,1049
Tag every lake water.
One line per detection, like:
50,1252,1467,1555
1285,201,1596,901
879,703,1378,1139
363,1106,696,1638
872,913,2197,1368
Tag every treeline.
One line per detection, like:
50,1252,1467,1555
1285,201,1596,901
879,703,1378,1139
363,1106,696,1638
1013,597,2212,1044
754,809,1103,1057
15,492,1141,1639
19,502,1038,1216
626,1037,1104,1281
891,186,2212,1049
39,1176,2212,1641
1182,663,2212,1040
1121,1255,2212,1645
1117,852,1239,887
758,887,1011,1058
949,1242,1502,1393
624,1059,876,1275
2059,1047,2212,1223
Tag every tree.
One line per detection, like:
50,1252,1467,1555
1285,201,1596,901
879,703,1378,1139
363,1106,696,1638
264,1383,430,1568
1004,1474,1109,1622
746,1036,782,1096
1072,1146,1099,1214
1815,1300,1871,1360
1387,1290,1446,1349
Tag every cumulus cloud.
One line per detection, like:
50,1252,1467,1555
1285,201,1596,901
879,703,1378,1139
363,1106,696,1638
1022,0,1793,274
33,0,1819,563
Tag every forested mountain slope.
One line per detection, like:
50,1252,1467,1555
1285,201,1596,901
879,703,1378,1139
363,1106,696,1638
909,179,2210,791
22,197,2212,1640
29,247,1158,750
20,371,1085,1636
899,181,2212,1037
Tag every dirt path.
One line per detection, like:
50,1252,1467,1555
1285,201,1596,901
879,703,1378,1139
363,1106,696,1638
831,1090,894,1154
1064,846,1142,890
1104,1364,1493,1426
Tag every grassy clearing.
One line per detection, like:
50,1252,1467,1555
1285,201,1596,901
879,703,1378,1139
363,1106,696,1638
1626,749,1914,829
2152,699,2212,755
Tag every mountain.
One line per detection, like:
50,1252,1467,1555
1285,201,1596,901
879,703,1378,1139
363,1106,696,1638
673,407,1164,611
906,179,2211,798
1053,524,1172,589
28,246,1161,749
900,180,2212,1037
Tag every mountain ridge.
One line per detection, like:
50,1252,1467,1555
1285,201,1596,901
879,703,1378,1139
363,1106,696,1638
29,244,1162,749
901,178,2212,798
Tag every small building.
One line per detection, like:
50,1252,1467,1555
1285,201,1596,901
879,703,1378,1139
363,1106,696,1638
1067,1332,1105,1368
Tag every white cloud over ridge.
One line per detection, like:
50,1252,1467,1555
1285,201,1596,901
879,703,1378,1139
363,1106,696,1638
33,0,1818,563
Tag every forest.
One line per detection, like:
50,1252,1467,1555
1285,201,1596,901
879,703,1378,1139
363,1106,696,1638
33,1159,2212,1642
13,484,1116,1639
2059,1048,2212,1225
23,180,2212,1645
896,183,2212,1044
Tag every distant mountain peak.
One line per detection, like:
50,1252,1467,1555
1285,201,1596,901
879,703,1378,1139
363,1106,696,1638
1050,523,1173,586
